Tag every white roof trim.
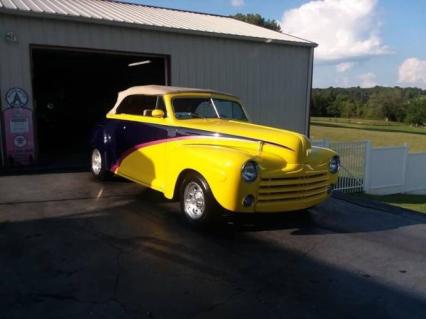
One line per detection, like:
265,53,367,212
0,0,317,47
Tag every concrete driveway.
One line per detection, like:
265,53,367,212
0,173,425,318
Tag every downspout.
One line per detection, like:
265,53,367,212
305,47,315,137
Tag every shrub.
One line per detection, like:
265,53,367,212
405,96,426,126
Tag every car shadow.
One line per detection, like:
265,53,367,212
135,188,425,236
0,198,425,318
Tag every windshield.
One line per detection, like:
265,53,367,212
172,97,248,121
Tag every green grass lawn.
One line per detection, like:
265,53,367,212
310,117,426,152
350,193,426,214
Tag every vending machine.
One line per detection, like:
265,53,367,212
2,87,35,166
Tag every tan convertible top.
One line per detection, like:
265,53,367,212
121,85,233,96
108,85,237,114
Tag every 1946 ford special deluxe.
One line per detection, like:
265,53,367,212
91,85,339,225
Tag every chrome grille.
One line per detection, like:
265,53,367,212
257,172,329,203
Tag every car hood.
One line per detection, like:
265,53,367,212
176,119,311,163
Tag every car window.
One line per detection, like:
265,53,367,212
172,97,248,121
173,98,217,119
195,101,217,118
116,95,157,115
214,99,247,121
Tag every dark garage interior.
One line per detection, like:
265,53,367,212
31,47,168,169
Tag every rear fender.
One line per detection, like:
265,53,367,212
90,120,116,171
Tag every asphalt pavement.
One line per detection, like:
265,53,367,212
0,172,425,318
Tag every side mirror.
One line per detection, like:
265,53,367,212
151,109,165,118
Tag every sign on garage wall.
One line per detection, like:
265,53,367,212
2,87,35,165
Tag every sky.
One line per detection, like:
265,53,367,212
127,0,426,89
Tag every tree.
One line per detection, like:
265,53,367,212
231,13,282,32
311,92,329,116
367,88,406,121
311,86,426,120
406,97,426,126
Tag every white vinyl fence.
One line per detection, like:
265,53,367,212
405,153,426,194
313,140,367,193
312,139,426,195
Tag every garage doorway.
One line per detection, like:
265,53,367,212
31,46,169,169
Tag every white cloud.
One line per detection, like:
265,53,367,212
358,72,377,88
398,58,426,89
282,0,389,62
231,0,245,7
336,62,355,73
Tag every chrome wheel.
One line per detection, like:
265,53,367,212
91,149,102,176
183,181,205,219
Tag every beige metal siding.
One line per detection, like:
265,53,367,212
0,14,311,163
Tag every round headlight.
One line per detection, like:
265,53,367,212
242,161,258,182
329,155,340,174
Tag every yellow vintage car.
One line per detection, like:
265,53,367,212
90,85,339,225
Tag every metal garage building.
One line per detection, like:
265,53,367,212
0,0,316,169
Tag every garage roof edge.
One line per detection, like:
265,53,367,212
0,1,317,48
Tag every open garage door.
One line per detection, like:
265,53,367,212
31,46,169,169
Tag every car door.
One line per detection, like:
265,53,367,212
113,95,168,191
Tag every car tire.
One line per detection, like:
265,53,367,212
91,148,112,181
179,172,220,227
